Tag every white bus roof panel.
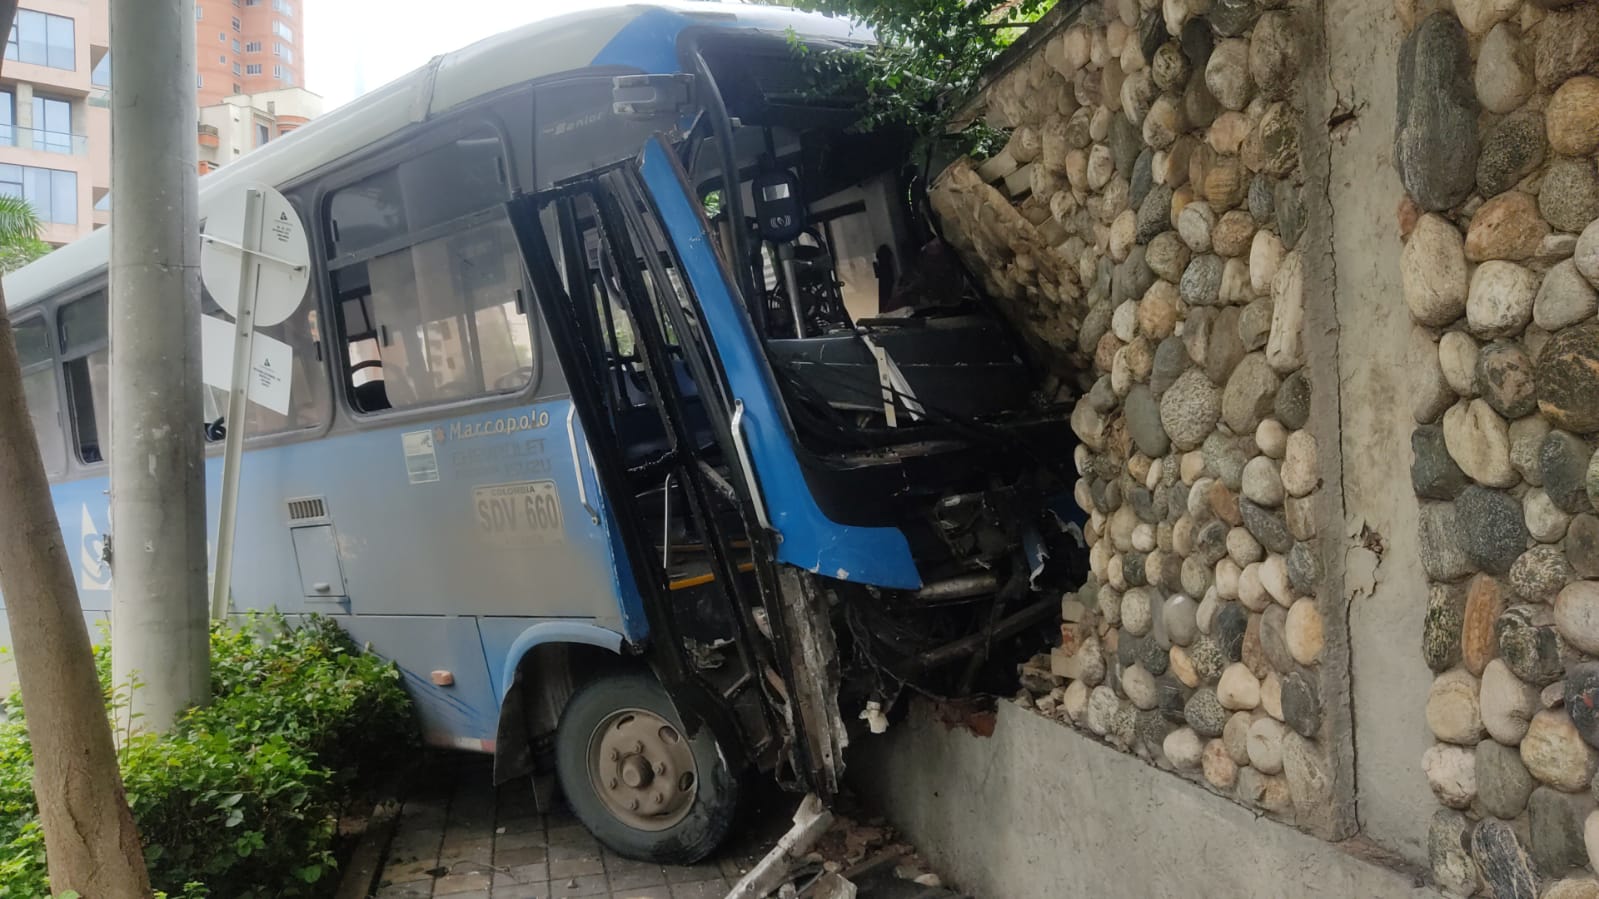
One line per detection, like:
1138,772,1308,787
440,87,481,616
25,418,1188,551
4,2,867,313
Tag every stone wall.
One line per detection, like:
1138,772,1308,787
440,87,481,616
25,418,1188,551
925,0,1599,889
928,0,1355,841
1392,2,1599,896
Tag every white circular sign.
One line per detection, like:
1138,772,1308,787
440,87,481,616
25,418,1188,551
200,183,310,327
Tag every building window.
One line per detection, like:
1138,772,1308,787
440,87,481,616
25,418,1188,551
0,90,12,147
7,10,76,71
0,164,77,225
231,16,241,31
232,38,240,51
91,51,110,87
197,73,203,89
219,54,226,64
195,6,202,19
31,95,71,154
273,64,284,80
245,41,261,53
273,42,292,63
232,82,242,94
246,63,262,75
273,0,293,15
256,122,269,146
272,20,292,41
232,62,241,75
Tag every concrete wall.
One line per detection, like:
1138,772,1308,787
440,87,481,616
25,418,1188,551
1324,0,1441,863
853,701,1440,899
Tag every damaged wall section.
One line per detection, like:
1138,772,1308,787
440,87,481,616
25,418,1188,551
928,0,1356,842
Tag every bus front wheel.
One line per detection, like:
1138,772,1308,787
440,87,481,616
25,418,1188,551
554,672,739,864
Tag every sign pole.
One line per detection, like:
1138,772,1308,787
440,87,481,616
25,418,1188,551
209,187,265,621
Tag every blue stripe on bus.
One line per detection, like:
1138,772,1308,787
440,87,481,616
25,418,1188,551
637,137,922,590
590,8,695,74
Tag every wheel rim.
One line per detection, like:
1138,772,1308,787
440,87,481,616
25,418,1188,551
586,707,698,831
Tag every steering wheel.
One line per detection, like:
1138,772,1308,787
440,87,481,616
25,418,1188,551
495,367,535,391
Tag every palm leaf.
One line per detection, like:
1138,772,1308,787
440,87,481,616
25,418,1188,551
0,195,42,244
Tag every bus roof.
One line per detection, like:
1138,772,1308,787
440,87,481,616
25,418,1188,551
3,1,868,313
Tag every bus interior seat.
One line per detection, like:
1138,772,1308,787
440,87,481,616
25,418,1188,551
352,379,392,413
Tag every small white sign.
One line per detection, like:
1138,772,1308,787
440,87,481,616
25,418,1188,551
200,315,294,416
200,184,310,327
402,430,441,485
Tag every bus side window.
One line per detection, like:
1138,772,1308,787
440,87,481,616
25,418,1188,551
57,291,110,465
13,315,65,476
325,127,535,414
200,284,331,441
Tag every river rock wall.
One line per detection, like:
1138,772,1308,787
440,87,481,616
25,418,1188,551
1391,2,1599,895
929,0,1354,841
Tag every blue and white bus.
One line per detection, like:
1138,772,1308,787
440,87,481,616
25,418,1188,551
3,1,1074,861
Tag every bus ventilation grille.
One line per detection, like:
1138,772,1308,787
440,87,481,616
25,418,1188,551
286,497,328,522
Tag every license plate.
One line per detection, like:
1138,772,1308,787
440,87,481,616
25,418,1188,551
472,480,564,546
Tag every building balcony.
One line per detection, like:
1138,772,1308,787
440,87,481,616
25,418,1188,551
198,123,220,148
0,126,89,156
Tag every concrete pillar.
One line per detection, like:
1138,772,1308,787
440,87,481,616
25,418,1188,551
108,0,209,730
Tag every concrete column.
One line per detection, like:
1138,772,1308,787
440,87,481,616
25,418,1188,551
108,0,209,730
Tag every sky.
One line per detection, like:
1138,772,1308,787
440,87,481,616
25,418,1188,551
303,0,632,110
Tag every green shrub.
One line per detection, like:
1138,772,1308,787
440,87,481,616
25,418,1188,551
0,613,416,898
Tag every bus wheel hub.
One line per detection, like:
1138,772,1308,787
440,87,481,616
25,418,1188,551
589,709,697,830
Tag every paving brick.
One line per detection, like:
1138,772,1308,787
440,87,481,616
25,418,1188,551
548,873,609,897
383,853,448,884
663,864,722,885
496,830,550,852
374,881,432,899
493,883,552,899
602,858,666,891
434,870,493,895
439,836,496,865
549,854,605,879
493,845,549,868
667,881,729,899
608,887,671,899
493,862,550,887
497,814,543,836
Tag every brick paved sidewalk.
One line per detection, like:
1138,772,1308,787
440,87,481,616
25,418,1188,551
373,755,771,899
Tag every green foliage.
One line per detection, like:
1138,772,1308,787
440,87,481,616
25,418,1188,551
0,194,49,273
0,614,416,898
0,236,51,274
751,0,1057,138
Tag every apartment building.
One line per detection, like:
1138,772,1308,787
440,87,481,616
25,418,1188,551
0,0,110,245
195,0,304,105
197,86,320,174
1,0,316,246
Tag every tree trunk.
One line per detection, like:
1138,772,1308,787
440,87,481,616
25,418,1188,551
0,3,154,893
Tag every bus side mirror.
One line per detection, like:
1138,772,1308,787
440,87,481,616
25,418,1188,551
612,74,695,118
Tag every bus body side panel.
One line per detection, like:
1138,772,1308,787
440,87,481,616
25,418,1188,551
8,392,636,749
337,614,500,750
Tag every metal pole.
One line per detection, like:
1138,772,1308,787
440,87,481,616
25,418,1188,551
109,0,209,730
210,188,265,621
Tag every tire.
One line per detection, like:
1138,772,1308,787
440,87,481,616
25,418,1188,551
554,672,739,864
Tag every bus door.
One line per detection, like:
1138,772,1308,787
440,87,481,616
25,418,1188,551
508,165,851,798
